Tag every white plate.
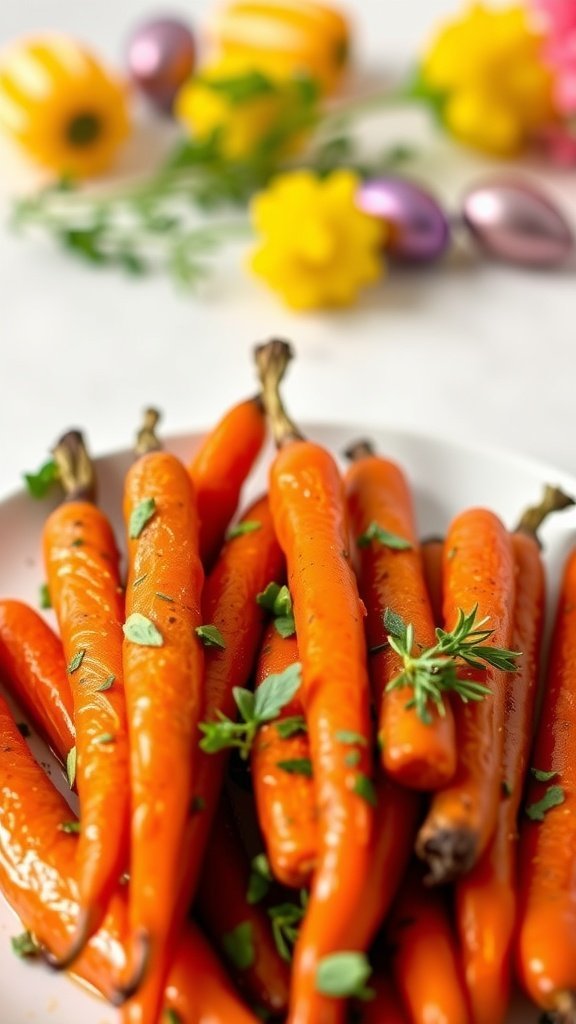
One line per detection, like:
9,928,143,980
2,423,575,1024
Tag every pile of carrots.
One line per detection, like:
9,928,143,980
1,338,576,1024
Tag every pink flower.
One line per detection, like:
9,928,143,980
530,0,576,115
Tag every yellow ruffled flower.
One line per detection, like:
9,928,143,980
175,57,314,161
0,35,130,178
421,3,553,155
250,170,384,311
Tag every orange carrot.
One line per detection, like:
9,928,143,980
197,801,290,1015
389,867,471,1024
457,488,572,1024
421,536,444,627
361,974,408,1024
121,448,205,1012
0,599,74,759
344,441,456,791
517,543,576,1022
252,622,318,888
123,493,283,1024
256,341,374,1024
43,430,129,964
416,508,516,883
0,691,259,1023
189,395,267,567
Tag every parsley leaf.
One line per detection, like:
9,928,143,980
276,715,307,739
195,624,226,649
226,520,262,540
68,649,86,674
129,497,156,539
353,774,377,806
276,758,312,777
11,931,39,958
335,730,368,746
66,746,77,788
268,898,306,961
257,582,296,638
24,459,58,499
39,583,51,609
59,821,81,834
316,952,373,999
357,522,412,550
96,674,115,692
123,613,164,647
345,750,361,767
222,921,255,970
530,767,558,783
247,854,272,905
526,785,566,822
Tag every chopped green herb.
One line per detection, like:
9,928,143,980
274,616,296,638
133,574,148,588
195,624,226,649
222,921,255,970
39,583,51,609
257,582,296,638
345,750,361,768
247,853,272,905
66,746,77,788
68,649,86,674
11,931,39,958
335,730,368,746
96,674,115,692
155,592,174,603
123,613,164,647
276,758,313,777
24,460,58,499
129,497,156,539
226,520,262,540
268,899,305,961
530,767,558,783
316,952,373,999
357,522,412,551
526,785,566,822
59,821,81,834
94,733,115,745
447,546,458,560
71,538,84,547
164,1010,183,1024
353,774,377,807
276,715,307,739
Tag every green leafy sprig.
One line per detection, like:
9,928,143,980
268,891,308,962
199,662,302,759
383,606,521,724
257,582,296,638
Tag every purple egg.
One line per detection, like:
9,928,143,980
358,176,451,263
462,177,574,267
127,16,195,112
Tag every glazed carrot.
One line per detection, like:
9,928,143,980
197,801,290,1014
344,442,456,790
188,395,267,567
360,975,408,1024
517,544,576,1022
389,867,471,1024
42,429,129,964
123,493,283,1024
421,536,444,627
252,622,318,888
0,692,259,1023
121,446,205,1008
255,340,374,1024
0,599,74,759
457,488,572,1024
416,508,516,883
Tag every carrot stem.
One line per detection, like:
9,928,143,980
52,429,96,502
254,340,303,448
515,485,574,540
135,407,162,456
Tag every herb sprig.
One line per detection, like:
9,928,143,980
383,606,521,724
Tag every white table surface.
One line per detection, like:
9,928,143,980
1,0,576,499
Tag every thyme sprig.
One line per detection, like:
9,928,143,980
384,606,521,724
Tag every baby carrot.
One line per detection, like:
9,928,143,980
421,536,444,627
0,599,74,759
457,487,571,1024
360,975,408,1024
389,867,471,1024
256,340,374,1024
344,441,456,790
197,801,290,1015
416,508,517,883
0,691,259,1023
122,493,283,1024
517,542,576,1022
251,622,318,888
121,446,204,1009
189,395,267,567
43,429,129,965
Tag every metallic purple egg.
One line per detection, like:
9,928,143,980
358,176,451,263
462,177,574,267
127,16,195,112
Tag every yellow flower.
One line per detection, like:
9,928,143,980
250,170,384,311
421,3,553,155
0,35,130,178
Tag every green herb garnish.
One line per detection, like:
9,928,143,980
526,785,566,822
94,733,115,745
357,522,412,551
68,649,86,674
11,931,40,958
39,583,51,609
247,854,272,905
316,952,373,999
96,674,115,692
129,497,156,539
24,459,58,499
195,624,226,649
276,758,313,777
353,774,377,806
335,730,368,746
222,921,255,970
123,613,163,647
276,715,307,739
530,767,558,783
227,520,262,540
59,821,81,834
268,896,306,962
66,746,77,788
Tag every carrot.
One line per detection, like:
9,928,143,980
121,446,205,1010
0,691,259,1023
421,536,444,627
188,395,267,568
360,974,408,1024
457,487,572,1024
516,543,576,1022
344,441,456,791
255,340,374,1024
251,622,318,888
416,508,517,883
0,598,74,759
389,867,471,1024
197,800,290,1015
123,493,283,1024
42,429,130,965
